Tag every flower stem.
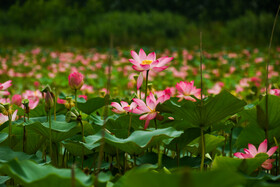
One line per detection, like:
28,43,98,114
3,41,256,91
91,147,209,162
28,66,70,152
200,128,205,171
145,70,149,101
8,114,12,147
80,120,85,169
157,142,162,169
23,126,26,152
49,111,52,157
54,87,57,121
229,127,233,157
128,113,132,137
176,143,180,167
75,89,78,109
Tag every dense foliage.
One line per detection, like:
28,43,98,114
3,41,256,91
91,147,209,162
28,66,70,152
0,47,280,186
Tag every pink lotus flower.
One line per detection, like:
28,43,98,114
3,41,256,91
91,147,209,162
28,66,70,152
234,139,278,170
176,81,201,102
0,80,12,96
270,89,280,96
68,72,84,90
129,49,173,73
0,110,17,125
111,101,137,114
11,94,22,106
22,90,41,109
57,98,66,104
208,82,224,95
132,92,170,129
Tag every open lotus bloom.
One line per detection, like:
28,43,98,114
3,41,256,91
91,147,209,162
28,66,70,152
132,92,170,129
234,139,278,170
0,80,12,96
111,101,137,114
129,49,173,73
176,80,201,102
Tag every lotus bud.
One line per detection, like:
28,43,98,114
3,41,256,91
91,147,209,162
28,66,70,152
44,91,55,112
68,72,84,90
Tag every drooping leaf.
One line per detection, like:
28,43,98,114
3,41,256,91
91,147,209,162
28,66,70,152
84,127,183,155
24,115,80,142
0,146,42,163
0,159,93,187
62,140,93,156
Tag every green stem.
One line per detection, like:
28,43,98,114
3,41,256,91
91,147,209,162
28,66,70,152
71,164,76,187
75,89,78,109
158,142,162,169
80,121,85,169
128,113,132,137
80,121,85,142
8,114,12,147
54,88,57,121
116,148,121,173
23,126,26,152
222,131,226,156
144,70,149,101
200,128,205,171
229,128,233,157
49,111,52,157
176,143,180,167
133,154,137,166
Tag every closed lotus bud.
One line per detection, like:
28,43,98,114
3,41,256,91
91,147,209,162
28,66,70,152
68,72,84,90
44,91,54,112
12,94,22,106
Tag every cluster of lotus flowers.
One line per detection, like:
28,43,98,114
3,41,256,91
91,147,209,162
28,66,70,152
0,48,279,170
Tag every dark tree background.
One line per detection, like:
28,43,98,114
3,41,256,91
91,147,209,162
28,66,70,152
0,0,279,48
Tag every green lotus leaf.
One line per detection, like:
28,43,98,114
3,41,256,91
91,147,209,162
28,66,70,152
0,159,93,187
84,127,183,155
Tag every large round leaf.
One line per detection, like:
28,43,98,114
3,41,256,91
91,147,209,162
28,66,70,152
84,127,183,155
0,159,93,187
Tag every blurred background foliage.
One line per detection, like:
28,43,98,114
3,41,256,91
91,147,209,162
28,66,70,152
0,0,279,49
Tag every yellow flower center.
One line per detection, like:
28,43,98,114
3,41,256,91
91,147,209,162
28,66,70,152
147,106,154,112
141,60,153,65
